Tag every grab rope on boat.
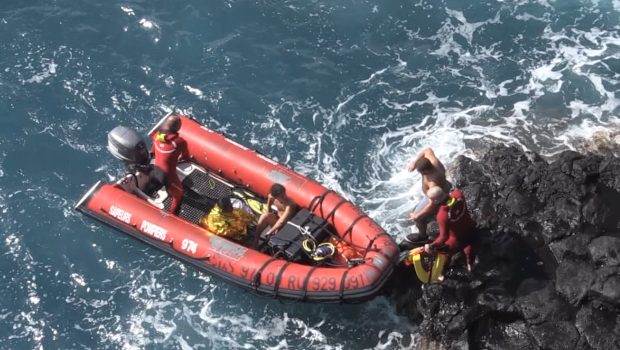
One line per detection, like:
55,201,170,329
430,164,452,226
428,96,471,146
216,179,396,304
308,190,396,263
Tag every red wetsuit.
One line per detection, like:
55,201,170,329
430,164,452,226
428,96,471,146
430,189,477,265
152,132,190,215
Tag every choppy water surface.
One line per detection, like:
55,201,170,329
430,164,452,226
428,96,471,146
1,0,620,349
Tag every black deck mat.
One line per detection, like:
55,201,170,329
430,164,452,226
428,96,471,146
162,169,234,225
160,169,270,247
183,171,233,200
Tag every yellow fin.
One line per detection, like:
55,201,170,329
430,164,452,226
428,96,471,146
233,190,266,215
412,248,447,283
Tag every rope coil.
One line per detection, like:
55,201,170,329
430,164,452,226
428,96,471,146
302,239,336,262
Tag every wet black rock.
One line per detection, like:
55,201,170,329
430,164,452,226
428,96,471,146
516,279,571,325
474,318,533,350
590,267,620,307
556,259,596,305
387,144,620,350
548,233,593,263
529,321,580,350
575,303,620,349
588,236,620,267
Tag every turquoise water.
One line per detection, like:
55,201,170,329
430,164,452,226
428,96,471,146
2,0,620,349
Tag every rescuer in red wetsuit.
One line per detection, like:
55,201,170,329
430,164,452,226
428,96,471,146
423,186,478,278
151,114,190,215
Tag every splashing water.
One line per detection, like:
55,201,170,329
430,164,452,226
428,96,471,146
1,0,619,349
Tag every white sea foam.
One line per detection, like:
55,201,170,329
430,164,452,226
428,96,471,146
121,6,135,16
2,233,45,349
6,1,620,350
354,4,620,246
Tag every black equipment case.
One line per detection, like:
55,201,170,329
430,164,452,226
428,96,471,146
259,208,336,263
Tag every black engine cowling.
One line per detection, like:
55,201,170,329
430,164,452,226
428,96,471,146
107,126,151,167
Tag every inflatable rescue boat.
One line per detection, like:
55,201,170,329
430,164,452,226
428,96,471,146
75,112,399,303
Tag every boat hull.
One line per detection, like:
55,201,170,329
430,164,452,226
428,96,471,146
75,113,399,303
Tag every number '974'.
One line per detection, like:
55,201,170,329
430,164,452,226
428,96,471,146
182,239,197,254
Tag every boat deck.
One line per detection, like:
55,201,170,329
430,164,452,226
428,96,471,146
159,165,233,225
150,163,264,245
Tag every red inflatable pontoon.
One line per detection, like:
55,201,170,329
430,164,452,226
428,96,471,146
75,112,399,303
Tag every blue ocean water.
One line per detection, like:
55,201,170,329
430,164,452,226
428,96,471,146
2,0,620,349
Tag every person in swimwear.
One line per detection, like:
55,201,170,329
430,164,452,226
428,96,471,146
252,183,299,249
406,147,452,242
423,186,478,280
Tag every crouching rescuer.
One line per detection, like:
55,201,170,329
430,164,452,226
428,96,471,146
402,186,478,282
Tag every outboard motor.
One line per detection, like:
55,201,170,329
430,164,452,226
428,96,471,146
107,126,151,169
108,126,161,198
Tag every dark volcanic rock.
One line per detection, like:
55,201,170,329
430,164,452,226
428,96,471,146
530,321,580,350
387,145,620,350
590,267,620,307
475,285,514,314
548,231,593,263
575,303,620,350
556,259,596,305
473,318,533,350
599,158,620,192
581,187,620,231
516,279,571,325
588,236,620,267
414,334,469,350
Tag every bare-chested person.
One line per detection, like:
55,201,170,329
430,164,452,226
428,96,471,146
405,147,452,242
252,183,299,249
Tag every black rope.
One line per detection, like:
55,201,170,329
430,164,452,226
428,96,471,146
322,260,355,267
301,265,320,301
339,267,351,304
308,190,358,243
99,206,136,227
363,231,402,275
273,260,292,299
366,231,398,265
308,195,321,213
252,254,281,293
340,215,369,250
309,191,390,266
310,190,385,256
321,199,348,227
365,232,391,252
309,190,336,213
303,198,349,245
308,190,388,260
311,190,337,219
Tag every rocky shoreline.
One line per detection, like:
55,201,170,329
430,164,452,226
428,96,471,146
386,144,620,350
